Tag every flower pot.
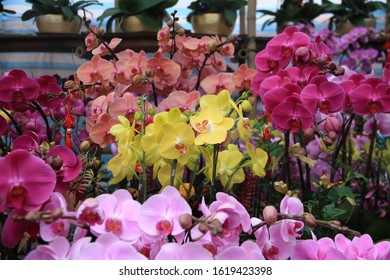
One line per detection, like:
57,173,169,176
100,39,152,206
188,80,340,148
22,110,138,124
336,18,377,35
191,13,234,36
120,15,161,32
36,14,81,33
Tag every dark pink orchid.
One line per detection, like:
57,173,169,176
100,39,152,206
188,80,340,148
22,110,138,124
0,69,40,103
300,76,345,114
12,130,40,152
266,26,311,66
0,150,56,212
363,113,390,137
35,75,63,110
272,96,313,133
350,77,390,114
2,209,40,248
47,146,82,194
254,49,283,73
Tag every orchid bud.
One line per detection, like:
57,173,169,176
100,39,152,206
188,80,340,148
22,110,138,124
132,74,142,85
316,55,328,66
51,156,64,171
241,100,252,113
304,213,317,228
177,28,185,36
64,80,75,89
179,213,193,230
330,220,341,227
147,108,155,116
198,223,208,234
144,69,152,77
263,205,278,225
294,46,310,63
209,219,223,236
134,111,142,121
80,140,91,152
207,40,217,51
303,127,314,143
327,131,338,142
323,136,334,146
167,19,174,27
324,116,341,133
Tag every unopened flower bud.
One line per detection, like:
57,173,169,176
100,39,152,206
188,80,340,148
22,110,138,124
134,111,142,121
177,28,185,36
51,208,64,220
328,62,337,71
324,116,341,133
207,40,217,51
327,131,338,141
209,219,223,236
248,95,256,105
241,100,252,113
80,141,91,152
144,69,152,77
167,19,174,27
330,220,341,227
132,74,143,85
198,223,208,234
316,55,328,66
323,136,334,146
64,80,75,89
304,213,317,227
93,159,101,170
147,108,155,116
51,156,64,171
294,46,310,63
263,205,278,225
179,213,193,230
303,127,314,143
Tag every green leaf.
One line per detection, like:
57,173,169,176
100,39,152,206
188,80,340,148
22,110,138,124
61,6,75,21
22,9,40,21
223,8,237,26
138,11,163,30
323,203,347,220
352,172,368,183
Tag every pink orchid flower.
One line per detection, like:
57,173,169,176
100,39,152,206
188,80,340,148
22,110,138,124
215,241,265,260
272,96,313,133
154,242,214,260
291,237,347,260
233,64,257,91
363,113,390,136
157,90,200,112
254,49,283,73
12,131,40,152
76,55,114,86
182,36,212,57
350,77,390,114
90,94,110,120
0,69,40,103
147,52,181,86
200,72,236,94
40,192,72,242
301,76,345,114
0,150,56,212
90,189,142,242
85,26,99,51
138,186,191,239
76,197,105,227
89,113,120,147
92,38,122,56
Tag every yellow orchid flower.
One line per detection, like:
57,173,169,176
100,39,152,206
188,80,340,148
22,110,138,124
141,124,161,165
190,106,234,145
246,142,268,177
199,89,232,115
217,147,245,190
157,160,185,188
107,142,138,184
110,116,135,142
199,146,213,182
158,123,195,163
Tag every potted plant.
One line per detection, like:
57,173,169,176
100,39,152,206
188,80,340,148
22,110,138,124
97,0,178,33
322,0,389,34
187,0,247,35
0,0,16,16
257,0,325,33
21,0,101,33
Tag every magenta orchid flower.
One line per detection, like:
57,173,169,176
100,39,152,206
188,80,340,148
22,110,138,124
350,77,390,114
363,113,390,137
12,131,40,152
272,96,313,133
1,209,40,248
35,75,63,111
0,150,56,212
300,76,345,114
0,69,40,103
138,186,191,239
47,146,82,194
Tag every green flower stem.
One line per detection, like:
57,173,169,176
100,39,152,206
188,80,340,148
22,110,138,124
170,159,178,187
138,95,148,203
225,158,250,193
189,154,202,192
210,144,220,201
